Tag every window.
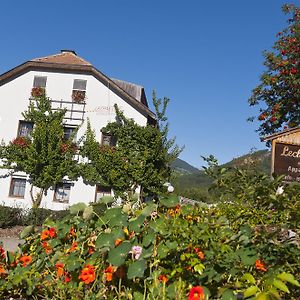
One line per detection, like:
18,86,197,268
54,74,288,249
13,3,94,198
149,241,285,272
95,185,111,202
9,178,26,198
18,121,33,138
53,183,72,203
63,126,77,141
33,76,47,88
101,133,116,146
72,79,87,103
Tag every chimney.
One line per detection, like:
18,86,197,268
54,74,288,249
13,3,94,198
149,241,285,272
60,49,77,55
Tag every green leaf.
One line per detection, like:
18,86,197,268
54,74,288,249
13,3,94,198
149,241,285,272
273,279,290,293
127,260,147,279
244,286,259,298
141,203,157,216
221,289,236,300
256,292,269,300
96,233,115,249
157,243,169,259
20,225,34,239
194,263,205,274
277,272,300,287
129,215,145,233
133,291,144,300
242,273,256,284
69,203,87,214
103,207,122,222
142,232,156,247
83,206,94,220
165,240,178,250
107,241,132,267
109,214,128,228
100,196,114,204
159,195,179,208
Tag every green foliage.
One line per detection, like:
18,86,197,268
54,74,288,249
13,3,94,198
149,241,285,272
0,91,79,207
0,205,23,228
81,93,182,198
249,4,300,136
0,167,299,299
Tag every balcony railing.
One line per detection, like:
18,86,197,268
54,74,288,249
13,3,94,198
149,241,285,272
29,98,86,123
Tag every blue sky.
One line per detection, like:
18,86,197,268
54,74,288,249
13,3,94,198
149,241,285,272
1,0,296,167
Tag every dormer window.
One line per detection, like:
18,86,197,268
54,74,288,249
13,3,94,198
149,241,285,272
72,79,87,103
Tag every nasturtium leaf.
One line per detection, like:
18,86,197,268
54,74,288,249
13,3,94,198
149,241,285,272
107,241,132,267
100,196,114,204
129,215,145,233
83,206,94,220
165,240,178,250
20,225,34,239
141,203,157,216
109,214,128,228
244,286,259,298
221,289,236,300
96,233,115,249
102,207,122,222
157,243,169,259
159,195,179,208
127,260,147,279
133,291,144,300
69,203,87,214
142,232,156,247
256,292,269,300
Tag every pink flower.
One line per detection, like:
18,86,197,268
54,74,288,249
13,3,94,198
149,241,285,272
130,246,142,260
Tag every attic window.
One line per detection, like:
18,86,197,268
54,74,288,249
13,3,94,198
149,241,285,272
33,76,47,88
72,79,87,103
101,133,116,146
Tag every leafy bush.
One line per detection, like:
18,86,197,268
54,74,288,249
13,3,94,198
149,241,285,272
0,205,23,228
0,170,299,299
23,208,69,226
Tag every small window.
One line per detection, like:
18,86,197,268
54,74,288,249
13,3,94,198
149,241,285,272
53,183,71,203
9,178,26,198
95,185,111,202
33,76,47,88
18,121,34,138
63,126,77,141
101,133,116,146
72,79,87,103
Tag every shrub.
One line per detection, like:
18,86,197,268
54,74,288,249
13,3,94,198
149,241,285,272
23,208,69,226
0,205,23,228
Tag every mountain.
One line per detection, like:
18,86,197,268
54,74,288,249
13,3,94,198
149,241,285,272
171,158,199,175
171,149,271,194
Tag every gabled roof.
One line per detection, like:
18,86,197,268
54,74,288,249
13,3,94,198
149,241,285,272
263,126,300,141
32,50,92,66
0,50,156,121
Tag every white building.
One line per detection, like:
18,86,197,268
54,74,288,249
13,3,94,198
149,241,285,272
0,50,156,210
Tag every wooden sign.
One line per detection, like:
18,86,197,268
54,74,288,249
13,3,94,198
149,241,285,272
273,142,300,182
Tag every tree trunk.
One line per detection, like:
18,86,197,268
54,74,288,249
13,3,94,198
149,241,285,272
30,185,44,208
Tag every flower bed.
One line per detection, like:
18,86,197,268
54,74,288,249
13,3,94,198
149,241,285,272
0,192,299,299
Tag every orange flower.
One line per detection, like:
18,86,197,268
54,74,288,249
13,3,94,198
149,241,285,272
158,274,168,283
88,247,95,255
55,262,65,277
194,248,205,260
188,286,205,300
104,265,115,282
69,227,76,237
42,241,52,254
69,242,78,252
255,259,267,272
64,274,71,283
114,238,123,247
0,264,5,274
79,265,96,284
19,254,32,267
41,227,56,240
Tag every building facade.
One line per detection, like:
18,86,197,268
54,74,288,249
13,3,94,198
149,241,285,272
0,50,155,210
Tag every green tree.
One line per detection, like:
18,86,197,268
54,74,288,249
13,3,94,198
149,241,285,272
81,93,181,199
249,4,300,136
0,90,79,207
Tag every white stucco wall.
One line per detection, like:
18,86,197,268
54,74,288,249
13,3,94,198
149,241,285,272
0,69,149,210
